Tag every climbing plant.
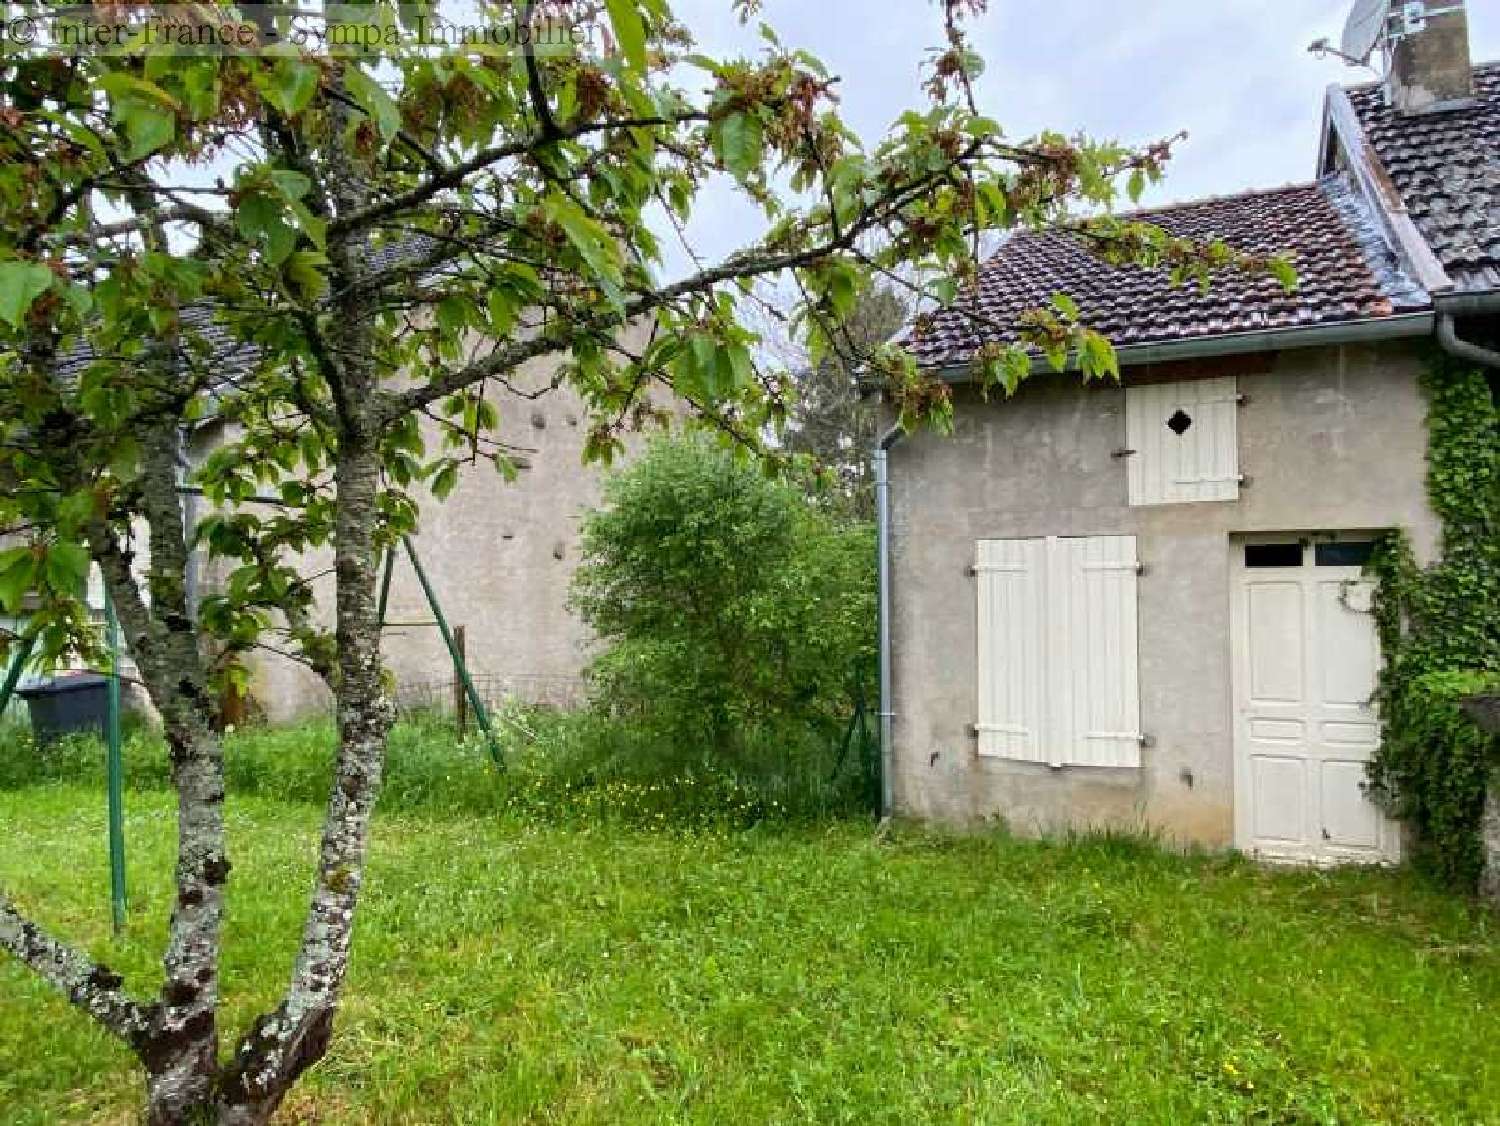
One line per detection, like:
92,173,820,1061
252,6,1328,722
1367,353,1500,889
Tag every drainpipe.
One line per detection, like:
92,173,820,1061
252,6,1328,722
874,421,904,820
1435,291,1500,370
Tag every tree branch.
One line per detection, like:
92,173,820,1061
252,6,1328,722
0,890,150,1045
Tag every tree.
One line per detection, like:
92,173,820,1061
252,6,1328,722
573,434,873,755
0,2,1287,1121
775,282,909,517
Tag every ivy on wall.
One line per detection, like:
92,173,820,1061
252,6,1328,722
1367,353,1500,889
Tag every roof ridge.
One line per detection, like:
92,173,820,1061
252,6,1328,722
1102,180,1321,223
1343,57,1500,92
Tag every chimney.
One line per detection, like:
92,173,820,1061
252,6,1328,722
1387,0,1474,114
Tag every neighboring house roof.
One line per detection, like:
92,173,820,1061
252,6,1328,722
904,173,1429,371
55,233,434,388
56,303,261,386
1343,61,1500,294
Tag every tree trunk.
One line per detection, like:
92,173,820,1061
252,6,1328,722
83,427,228,1123
215,63,393,1116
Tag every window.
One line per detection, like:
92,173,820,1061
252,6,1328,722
1125,377,1240,505
976,535,1141,768
1244,542,1304,568
1315,540,1376,567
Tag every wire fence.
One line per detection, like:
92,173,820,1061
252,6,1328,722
391,671,588,718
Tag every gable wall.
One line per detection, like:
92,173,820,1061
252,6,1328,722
236,325,659,724
887,340,1438,844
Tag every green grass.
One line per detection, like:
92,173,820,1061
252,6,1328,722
0,709,873,826
3,785,1497,1124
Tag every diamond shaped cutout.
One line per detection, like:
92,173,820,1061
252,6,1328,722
1166,408,1193,436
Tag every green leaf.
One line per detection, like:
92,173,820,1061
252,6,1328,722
345,66,401,141
1269,256,1299,293
258,58,320,116
269,169,312,201
236,191,298,265
999,347,1030,396
116,101,176,160
487,289,517,337
0,262,54,328
543,195,623,307
713,113,763,181
605,0,648,72
43,541,90,595
97,72,179,109
0,552,36,614
436,295,472,336
431,462,459,500
283,250,329,301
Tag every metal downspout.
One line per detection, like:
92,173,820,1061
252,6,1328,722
874,422,904,820
1436,299,1500,371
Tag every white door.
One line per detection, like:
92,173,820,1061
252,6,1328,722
1231,537,1400,864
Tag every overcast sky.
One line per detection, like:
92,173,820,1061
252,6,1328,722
663,0,1500,272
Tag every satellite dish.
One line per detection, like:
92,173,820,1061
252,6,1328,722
1341,0,1391,64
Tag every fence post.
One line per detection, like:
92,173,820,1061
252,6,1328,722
104,589,126,933
401,537,504,767
453,625,468,736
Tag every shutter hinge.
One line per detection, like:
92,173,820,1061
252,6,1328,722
1235,392,1248,406
1135,561,1147,576
1238,474,1251,488
1111,447,1137,459
1138,733,1155,748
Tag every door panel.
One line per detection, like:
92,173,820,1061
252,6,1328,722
1251,756,1305,843
1321,760,1381,850
1232,540,1399,864
1316,580,1379,706
1247,583,1304,703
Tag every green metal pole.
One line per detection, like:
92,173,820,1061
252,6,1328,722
104,589,127,933
400,537,504,769
376,546,396,628
0,635,35,719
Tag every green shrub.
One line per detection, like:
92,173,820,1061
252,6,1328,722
570,435,875,774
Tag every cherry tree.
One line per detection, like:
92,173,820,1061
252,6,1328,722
0,2,1285,1120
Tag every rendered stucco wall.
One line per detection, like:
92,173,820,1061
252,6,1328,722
887,342,1439,845
240,338,655,724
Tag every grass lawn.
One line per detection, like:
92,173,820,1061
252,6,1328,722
2,784,1498,1124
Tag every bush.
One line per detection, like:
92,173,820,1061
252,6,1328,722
1369,668,1498,888
570,435,875,776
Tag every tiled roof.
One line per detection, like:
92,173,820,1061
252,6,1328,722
56,235,435,389
1345,61,1500,293
904,174,1428,370
56,303,261,388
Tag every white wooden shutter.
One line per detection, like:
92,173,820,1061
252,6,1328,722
975,539,1045,761
1045,535,1141,767
1126,377,1239,505
976,535,1140,768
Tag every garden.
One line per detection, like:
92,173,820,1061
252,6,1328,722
3,717,1498,1124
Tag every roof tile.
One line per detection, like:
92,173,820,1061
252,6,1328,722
905,173,1425,370
1345,61,1500,292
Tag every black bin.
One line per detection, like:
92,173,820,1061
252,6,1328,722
18,674,109,743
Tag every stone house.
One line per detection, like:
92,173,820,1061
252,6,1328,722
879,1,1497,863
0,308,656,728
242,351,645,725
